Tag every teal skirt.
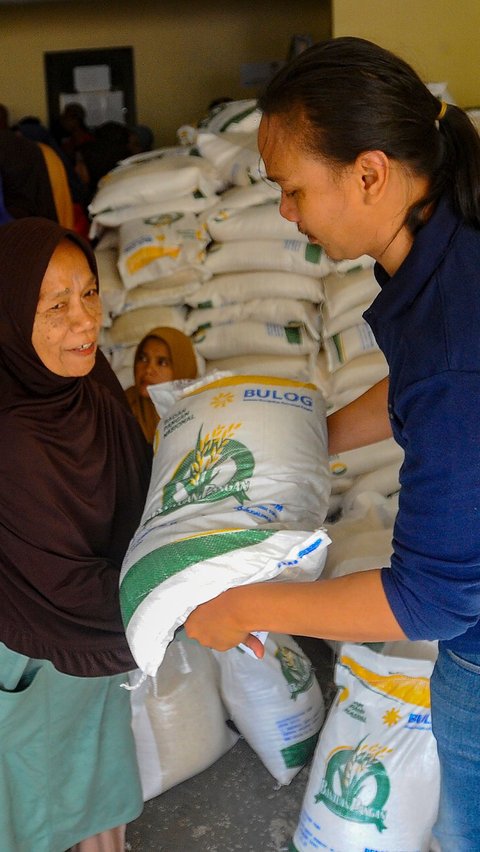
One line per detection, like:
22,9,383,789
0,642,143,852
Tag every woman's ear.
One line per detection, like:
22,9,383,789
355,150,390,203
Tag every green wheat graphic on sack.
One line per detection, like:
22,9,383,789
189,424,240,494
161,423,255,512
315,736,391,831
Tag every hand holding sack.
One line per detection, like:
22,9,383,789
120,373,331,676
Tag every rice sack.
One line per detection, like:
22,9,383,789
120,374,331,676
290,643,440,852
213,633,325,785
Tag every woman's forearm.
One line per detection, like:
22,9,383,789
185,568,406,653
327,377,392,455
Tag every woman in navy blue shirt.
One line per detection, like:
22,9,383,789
185,37,480,849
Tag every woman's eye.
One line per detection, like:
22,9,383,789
284,190,297,199
157,358,171,367
84,288,100,299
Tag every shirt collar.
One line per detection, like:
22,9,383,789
373,195,461,292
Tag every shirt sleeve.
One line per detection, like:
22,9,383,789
381,370,480,640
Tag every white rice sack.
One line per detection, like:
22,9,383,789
323,492,397,580
330,476,355,497
206,353,316,384
100,345,148,390
324,321,379,372
330,254,375,275
94,247,125,326
89,154,223,216
329,437,404,480
381,639,438,663
129,632,238,801
144,374,330,531
120,374,331,675
192,321,320,360
196,129,261,187
101,304,187,348
90,192,218,232
322,298,372,338
322,265,380,320
117,213,210,289
291,643,439,852
115,144,190,168
342,463,401,512
207,181,281,211
204,239,331,278
330,350,389,395
313,351,331,400
122,271,202,312
213,633,325,785
185,299,321,340
204,200,304,243
197,99,260,134
94,228,118,250
185,270,325,309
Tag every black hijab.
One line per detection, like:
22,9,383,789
0,217,151,676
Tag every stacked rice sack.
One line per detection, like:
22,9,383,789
90,147,224,387
316,264,403,517
130,628,327,800
120,372,332,677
178,100,328,384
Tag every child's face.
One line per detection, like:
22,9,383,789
134,337,174,398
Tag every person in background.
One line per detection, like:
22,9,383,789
76,121,132,205
128,124,154,156
0,217,151,852
13,117,75,229
0,126,58,220
126,326,198,445
185,37,480,849
0,103,9,130
59,102,95,164
0,173,12,225
15,116,90,235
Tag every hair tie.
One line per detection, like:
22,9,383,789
437,100,448,121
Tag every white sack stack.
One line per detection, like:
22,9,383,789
90,147,225,386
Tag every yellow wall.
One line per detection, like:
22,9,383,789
0,0,330,146
332,0,480,108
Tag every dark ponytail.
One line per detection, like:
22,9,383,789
258,37,480,231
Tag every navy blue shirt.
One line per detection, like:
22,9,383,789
364,197,480,653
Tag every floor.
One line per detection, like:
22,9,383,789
126,638,337,852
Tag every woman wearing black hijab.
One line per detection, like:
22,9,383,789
0,217,151,851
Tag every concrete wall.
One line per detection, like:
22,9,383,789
0,0,330,146
332,0,480,108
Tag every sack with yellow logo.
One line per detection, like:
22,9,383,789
117,212,210,289
120,374,331,676
290,643,439,852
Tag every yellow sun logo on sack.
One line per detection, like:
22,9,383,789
211,392,235,408
383,708,401,727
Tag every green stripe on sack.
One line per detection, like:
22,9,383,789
281,733,319,768
304,243,322,264
120,528,275,626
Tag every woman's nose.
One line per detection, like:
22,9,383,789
144,361,160,379
69,299,96,331
279,193,299,222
